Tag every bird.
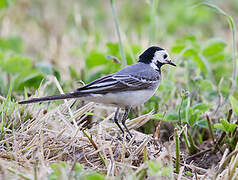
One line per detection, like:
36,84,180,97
18,46,176,138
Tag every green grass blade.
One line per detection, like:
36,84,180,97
109,0,127,67
194,2,237,100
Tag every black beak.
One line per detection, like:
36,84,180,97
167,60,176,67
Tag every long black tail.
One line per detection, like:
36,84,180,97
18,92,80,104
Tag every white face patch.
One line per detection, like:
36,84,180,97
150,50,170,70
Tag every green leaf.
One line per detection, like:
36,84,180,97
182,35,196,42
193,103,211,112
214,120,237,133
185,171,193,176
83,173,105,180
152,113,163,119
220,119,237,132
164,111,178,122
196,120,208,128
214,123,226,132
0,0,7,9
106,42,119,56
221,119,231,131
14,70,44,90
192,54,208,74
3,55,32,73
171,44,186,54
147,161,162,174
202,40,226,57
73,163,84,172
208,52,230,62
229,124,237,132
188,107,199,126
183,48,197,57
86,50,107,68
229,96,238,115
0,37,23,53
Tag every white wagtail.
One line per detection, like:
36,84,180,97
19,46,176,137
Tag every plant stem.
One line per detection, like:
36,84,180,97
82,130,106,166
34,160,38,180
195,3,237,102
7,168,30,180
187,130,199,154
215,149,238,179
206,114,215,144
109,0,127,67
175,128,180,174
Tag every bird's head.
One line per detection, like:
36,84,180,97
138,46,176,71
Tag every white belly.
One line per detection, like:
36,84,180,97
80,88,158,107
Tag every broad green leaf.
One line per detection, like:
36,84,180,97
202,40,226,57
214,120,237,133
73,163,84,172
196,120,208,128
3,56,32,73
86,50,107,68
171,44,186,54
229,96,238,115
183,48,197,57
188,107,199,126
182,35,196,42
221,119,231,131
106,42,119,56
0,37,23,53
229,124,237,132
192,55,208,74
176,35,197,44
14,70,44,90
152,113,163,119
0,0,7,9
214,123,226,132
208,52,230,62
83,173,105,180
164,111,178,122
193,103,211,112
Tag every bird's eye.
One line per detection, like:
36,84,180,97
163,54,168,59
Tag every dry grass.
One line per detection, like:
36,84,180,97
0,97,162,179
0,77,238,179
0,76,166,179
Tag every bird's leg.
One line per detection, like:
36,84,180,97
114,107,124,134
122,106,132,138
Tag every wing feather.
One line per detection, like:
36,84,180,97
74,74,157,94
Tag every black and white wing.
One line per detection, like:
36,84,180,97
18,73,159,104
74,74,158,94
